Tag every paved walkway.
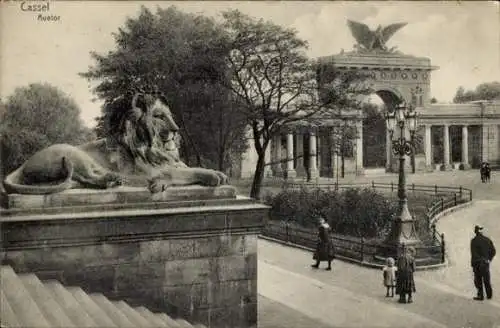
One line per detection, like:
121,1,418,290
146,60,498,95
258,199,500,328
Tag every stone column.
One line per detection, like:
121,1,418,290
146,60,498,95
264,137,272,177
442,124,450,170
316,134,321,176
461,125,470,170
355,120,364,175
309,131,319,179
295,133,305,177
286,133,296,179
330,128,338,178
332,151,339,179
481,124,489,163
424,124,432,170
271,135,282,177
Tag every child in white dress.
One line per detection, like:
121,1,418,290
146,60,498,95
383,257,397,297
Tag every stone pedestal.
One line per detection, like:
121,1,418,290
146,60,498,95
0,186,268,328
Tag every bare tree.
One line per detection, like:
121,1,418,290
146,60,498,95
222,10,368,198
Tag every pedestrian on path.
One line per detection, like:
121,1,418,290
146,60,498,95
470,225,496,301
383,257,397,297
396,245,416,304
311,217,335,271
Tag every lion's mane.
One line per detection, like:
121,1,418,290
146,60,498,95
104,92,182,169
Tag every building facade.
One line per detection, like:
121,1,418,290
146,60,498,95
238,51,500,179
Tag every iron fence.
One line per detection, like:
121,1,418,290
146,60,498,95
261,182,472,266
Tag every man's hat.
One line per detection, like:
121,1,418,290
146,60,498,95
474,225,484,233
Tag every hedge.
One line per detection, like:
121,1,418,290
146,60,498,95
265,187,398,239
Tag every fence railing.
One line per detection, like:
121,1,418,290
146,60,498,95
261,182,472,267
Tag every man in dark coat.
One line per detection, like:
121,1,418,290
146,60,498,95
471,225,496,300
311,217,335,270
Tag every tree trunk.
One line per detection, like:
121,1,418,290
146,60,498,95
341,150,345,178
218,147,225,172
250,151,266,200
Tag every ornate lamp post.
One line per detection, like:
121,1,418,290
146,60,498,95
383,101,422,248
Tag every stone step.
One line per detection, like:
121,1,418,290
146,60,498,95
1,266,209,328
176,317,198,327
0,289,21,328
44,280,97,328
89,293,136,328
157,312,185,327
114,300,157,327
135,306,170,327
0,266,51,328
193,324,208,328
18,273,75,328
67,287,117,328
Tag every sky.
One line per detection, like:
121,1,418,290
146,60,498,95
1,1,499,127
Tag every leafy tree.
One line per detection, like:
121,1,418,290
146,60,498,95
430,97,438,104
475,81,500,100
93,116,107,139
453,82,500,103
81,6,247,172
0,83,93,175
222,10,368,198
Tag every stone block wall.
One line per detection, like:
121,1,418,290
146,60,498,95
0,188,268,328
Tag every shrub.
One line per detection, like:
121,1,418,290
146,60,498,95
267,187,397,238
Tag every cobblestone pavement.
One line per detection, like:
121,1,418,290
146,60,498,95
258,198,500,328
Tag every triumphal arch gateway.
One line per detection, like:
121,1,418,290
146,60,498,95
238,21,500,179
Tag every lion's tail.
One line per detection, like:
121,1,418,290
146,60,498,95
2,157,74,195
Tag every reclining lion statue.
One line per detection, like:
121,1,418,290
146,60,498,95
3,92,229,194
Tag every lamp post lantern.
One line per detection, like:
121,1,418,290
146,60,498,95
383,101,422,248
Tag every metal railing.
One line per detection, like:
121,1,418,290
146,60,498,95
262,182,472,266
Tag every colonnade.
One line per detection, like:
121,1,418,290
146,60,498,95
268,123,485,179
423,124,472,170
270,123,363,178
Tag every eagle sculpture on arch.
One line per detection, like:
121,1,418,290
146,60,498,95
347,20,407,53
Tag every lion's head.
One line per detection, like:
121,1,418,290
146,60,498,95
105,92,182,167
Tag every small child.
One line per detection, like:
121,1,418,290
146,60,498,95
382,257,397,297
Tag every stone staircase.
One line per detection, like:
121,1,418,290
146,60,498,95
0,266,206,328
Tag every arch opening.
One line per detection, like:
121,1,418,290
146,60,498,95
362,90,402,169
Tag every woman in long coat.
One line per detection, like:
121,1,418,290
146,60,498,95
396,246,416,303
311,217,335,270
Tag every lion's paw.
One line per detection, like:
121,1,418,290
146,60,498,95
106,174,123,189
214,171,229,185
203,171,221,187
107,180,122,188
148,179,167,194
